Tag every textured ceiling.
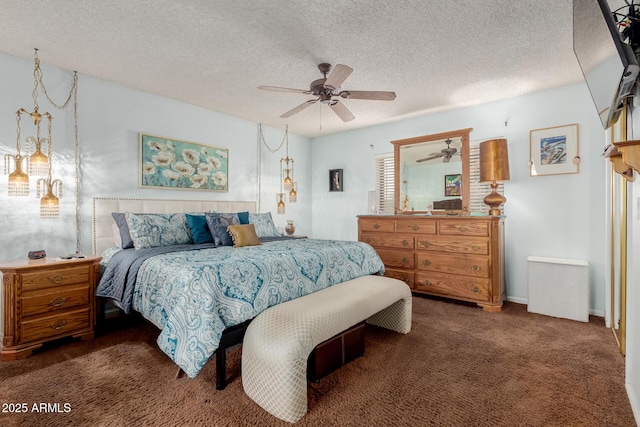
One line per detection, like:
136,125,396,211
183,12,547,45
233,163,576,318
0,0,585,138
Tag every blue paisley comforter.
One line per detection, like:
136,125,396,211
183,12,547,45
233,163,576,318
99,238,384,378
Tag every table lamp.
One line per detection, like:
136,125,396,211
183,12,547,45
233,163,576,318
479,138,510,216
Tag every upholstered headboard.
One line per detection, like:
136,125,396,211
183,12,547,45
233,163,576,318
92,197,257,255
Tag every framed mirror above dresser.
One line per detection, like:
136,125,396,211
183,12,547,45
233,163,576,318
391,128,472,214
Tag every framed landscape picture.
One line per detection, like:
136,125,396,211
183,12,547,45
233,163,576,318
139,133,229,191
444,174,462,196
529,124,579,176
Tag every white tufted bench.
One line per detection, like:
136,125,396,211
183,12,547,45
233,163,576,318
242,275,412,423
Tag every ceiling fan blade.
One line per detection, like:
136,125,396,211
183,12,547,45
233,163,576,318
280,99,318,118
443,155,452,163
416,154,443,163
258,85,309,94
329,101,355,122
339,90,396,101
324,64,353,89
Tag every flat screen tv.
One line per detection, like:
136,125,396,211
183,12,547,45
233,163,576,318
573,0,639,129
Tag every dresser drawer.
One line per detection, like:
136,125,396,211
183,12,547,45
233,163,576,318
416,252,489,278
396,220,436,234
361,234,414,250
415,272,490,301
20,308,90,343
21,285,90,317
376,248,415,269
21,266,90,292
359,218,395,233
416,236,488,255
384,268,414,288
438,221,489,237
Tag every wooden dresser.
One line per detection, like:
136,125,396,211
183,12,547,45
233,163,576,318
0,256,101,360
358,215,505,312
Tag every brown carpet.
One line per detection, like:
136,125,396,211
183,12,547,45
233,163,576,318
0,297,635,427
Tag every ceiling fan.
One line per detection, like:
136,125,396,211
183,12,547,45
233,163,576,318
258,63,396,122
416,139,459,163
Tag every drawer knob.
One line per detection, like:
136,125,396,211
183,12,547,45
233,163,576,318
471,265,481,273
50,320,67,330
421,241,432,248
49,297,68,307
364,237,371,244
411,225,420,231
422,280,432,286
456,226,468,232
373,223,380,229
401,257,409,265
47,274,66,284
401,240,409,246
422,259,432,266
472,286,481,294
471,245,481,251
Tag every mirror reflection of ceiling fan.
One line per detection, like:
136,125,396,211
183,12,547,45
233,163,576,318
416,138,460,163
258,63,396,122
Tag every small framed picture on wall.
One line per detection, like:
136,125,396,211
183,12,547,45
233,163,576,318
329,169,343,192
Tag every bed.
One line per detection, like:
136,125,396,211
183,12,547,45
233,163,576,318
92,197,385,387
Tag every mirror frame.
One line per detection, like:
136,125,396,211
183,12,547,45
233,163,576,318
391,128,472,214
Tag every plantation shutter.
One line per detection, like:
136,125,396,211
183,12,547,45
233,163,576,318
469,141,504,215
374,154,395,214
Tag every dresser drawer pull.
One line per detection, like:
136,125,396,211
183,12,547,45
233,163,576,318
364,237,371,244
401,257,410,265
456,225,468,233
373,223,380,230
401,240,409,246
49,297,68,307
420,241,432,248
471,265,481,273
472,286,481,294
422,259,431,266
47,274,66,284
50,320,67,330
471,245,481,251
422,280,432,286
411,225,420,231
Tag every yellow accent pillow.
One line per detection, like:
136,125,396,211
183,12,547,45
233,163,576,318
227,224,262,247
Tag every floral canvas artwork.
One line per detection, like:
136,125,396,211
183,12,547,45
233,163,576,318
139,133,229,191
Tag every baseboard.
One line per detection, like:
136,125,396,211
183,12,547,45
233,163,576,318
505,296,604,318
626,382,640,426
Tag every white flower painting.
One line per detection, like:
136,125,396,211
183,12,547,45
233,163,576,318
140,133,229,191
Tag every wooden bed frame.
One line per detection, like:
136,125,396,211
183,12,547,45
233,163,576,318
92,197,257,389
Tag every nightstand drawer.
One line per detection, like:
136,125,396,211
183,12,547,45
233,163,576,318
21,285,90,317
20,308,90,343
21,266,90,292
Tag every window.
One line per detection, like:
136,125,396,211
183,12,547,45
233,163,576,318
374,153,394,214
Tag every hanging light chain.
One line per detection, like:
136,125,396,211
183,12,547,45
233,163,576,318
259,123,288,153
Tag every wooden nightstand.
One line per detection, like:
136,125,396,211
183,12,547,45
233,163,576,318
0,256,101,360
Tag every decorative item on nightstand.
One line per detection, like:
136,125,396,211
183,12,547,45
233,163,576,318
285,220,296,235
479,138,510,216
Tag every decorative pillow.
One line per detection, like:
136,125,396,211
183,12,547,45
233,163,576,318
249,212,280,238
205,212,240,246
237,211,250,225
228,224,262,248
112,212,135,249
185,214,213,244
111,223,123,248
125,213,192,249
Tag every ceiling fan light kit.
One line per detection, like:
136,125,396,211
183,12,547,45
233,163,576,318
258,63,396,122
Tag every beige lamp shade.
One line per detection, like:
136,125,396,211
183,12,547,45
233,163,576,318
479,139,510,183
